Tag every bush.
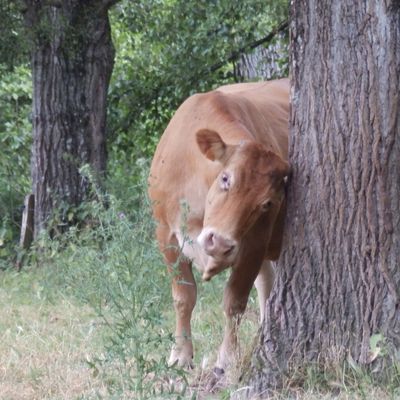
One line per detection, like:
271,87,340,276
0,64,32,264
34,175,189,399
107,0,289,165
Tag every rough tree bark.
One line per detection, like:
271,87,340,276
23,0,117,236
247,0,400,395
234,32,288,81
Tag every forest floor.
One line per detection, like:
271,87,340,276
0,265,398,400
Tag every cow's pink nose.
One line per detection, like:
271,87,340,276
203,231,236,258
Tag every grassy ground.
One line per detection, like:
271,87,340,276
0,267,107,400
0,261,261,400
2,264,398,400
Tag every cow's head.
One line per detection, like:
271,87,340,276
196,129,289,281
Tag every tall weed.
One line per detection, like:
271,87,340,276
34,175,188,399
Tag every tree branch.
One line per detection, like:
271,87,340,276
208,19,289,74
111,19,289,135
102,0,120,8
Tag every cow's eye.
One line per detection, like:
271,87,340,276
261,199,272,212
220,172,230,190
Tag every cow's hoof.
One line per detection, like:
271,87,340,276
206,367,226,392
168,352,194,369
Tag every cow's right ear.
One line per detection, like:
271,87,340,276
196,129,231,163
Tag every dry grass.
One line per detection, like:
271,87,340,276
188,369,398,400
0,265,398,400
0,269,107,400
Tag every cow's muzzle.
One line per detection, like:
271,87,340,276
197,227,238,262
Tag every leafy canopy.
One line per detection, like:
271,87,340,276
108,0,288,163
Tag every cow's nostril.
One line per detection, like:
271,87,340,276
199,229,237,258
223,245,235,256
206,232,215,249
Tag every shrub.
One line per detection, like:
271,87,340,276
34,175,189,399
0,64,32,265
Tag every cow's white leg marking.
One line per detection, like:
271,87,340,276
254,260,274,323
175,230,208,272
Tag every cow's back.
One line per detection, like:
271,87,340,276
148,79,289,229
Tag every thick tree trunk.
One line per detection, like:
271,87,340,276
247,0,400,395
234,33,288,81
23,0,116,236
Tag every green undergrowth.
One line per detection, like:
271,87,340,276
0,167,261,399
0,64,32,263
33,184,258,399
27,181,188,399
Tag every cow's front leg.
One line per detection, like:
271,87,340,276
169,258,197,368
215,267,258,372
157,226,197,368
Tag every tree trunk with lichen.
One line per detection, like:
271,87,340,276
23,0,116,236
247,0,400,395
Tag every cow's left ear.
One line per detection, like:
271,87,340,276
196,129,233,163
266,151,290,181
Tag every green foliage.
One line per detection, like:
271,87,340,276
0,64,32,264
31,175,190,399
0,1,29,69
107,0,289,165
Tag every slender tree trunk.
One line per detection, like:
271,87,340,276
248,0,400,395
23,0,116,236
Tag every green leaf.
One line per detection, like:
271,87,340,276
368,333,385,363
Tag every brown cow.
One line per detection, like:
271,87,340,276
148,79,289,373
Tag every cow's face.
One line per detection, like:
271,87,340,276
196,129,289,280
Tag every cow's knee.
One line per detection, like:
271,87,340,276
172,274,196,316
173,295,195,319
224,293,247,319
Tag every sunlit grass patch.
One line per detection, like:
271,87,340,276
0,268,107,400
